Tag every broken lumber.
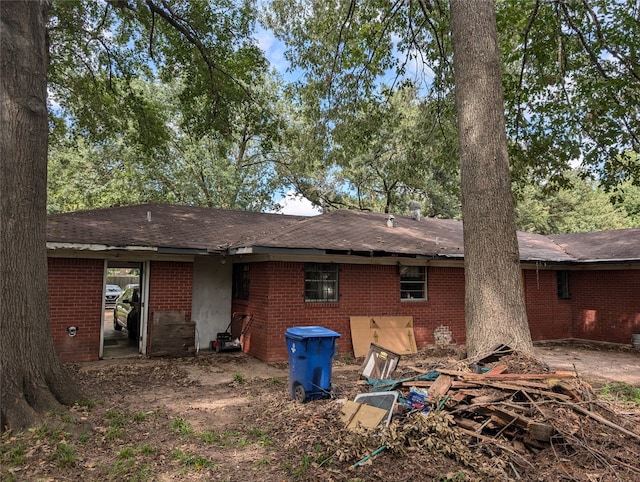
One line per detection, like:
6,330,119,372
435,368,577,380
477,404,555,442
568,402,640,441
427,374,453,397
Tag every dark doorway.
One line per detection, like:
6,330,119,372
103,262,142,358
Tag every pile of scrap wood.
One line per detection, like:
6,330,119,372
334,347,640,478
399,362,640,450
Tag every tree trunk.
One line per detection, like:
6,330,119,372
449,0,534,358
1,0,82,432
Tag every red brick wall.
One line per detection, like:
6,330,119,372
235,261,640,362
523,270,573,341
416,266,466,347
148,260,193,322
49,255,639,364
234,262,469,362
232,261,273,361
48,258,104,362
569,270,640,344
146,261,193,355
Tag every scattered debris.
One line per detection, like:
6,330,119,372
359,343,401,379
340,400,389,430
329,347,640,480
405,386,430,412
5,346,637,481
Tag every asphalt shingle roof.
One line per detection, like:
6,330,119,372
47,203,307,253
549,229,640,262
46,203,640,263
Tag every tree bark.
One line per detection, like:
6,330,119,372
450,0,534,358
1,0,82,432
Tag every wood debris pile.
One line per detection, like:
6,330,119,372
326,349,640,480
403,360,639,450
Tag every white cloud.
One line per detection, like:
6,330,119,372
276,192,322,216
254,27,289,75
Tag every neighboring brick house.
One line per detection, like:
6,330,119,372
47,203,640,363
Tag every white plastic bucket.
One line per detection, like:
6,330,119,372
632,334,640,350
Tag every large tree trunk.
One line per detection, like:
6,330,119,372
450,0,534,359
1,0,82,432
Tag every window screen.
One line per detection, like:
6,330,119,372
304,263,338,302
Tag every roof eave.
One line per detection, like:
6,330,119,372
47,242,158,252
229,245,466,260
228,246,327,256
571,258,640,264
157,247,209,255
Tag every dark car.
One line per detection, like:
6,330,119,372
105,284,122,305
114,285,140,340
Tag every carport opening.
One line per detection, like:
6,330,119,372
103,263,142,357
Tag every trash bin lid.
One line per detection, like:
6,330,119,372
285,326,341,341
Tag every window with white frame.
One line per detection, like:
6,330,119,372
400,265,427,300
304,263,339,302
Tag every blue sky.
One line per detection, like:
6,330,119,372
254,26,288,75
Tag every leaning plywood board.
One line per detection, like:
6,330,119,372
350,316,417,358
340,401,389,430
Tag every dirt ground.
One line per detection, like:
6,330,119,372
534,340,640,386
2,342,639,481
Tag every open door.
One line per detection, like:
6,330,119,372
139,261,150,355
102,261,145,358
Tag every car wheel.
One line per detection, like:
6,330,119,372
113,310,122,331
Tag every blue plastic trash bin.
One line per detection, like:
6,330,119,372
285,326,341,402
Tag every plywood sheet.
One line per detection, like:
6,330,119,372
340,400,389,430
350,316,417,358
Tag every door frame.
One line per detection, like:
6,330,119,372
101,260,149,356
139,260,151,354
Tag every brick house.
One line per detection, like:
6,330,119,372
47,203,640,362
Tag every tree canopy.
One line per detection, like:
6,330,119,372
263,0,640,209
48,77,284,212
514,170,636,234
46,1,640,227
47,0,285,212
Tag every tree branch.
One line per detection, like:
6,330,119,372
580,0,640,83
560,2,640,149
109,0,255,103
418,0,449,69
515,0,540,140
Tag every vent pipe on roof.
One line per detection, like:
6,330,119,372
409,201,421,221
386,215,395,228
147,211,152,222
